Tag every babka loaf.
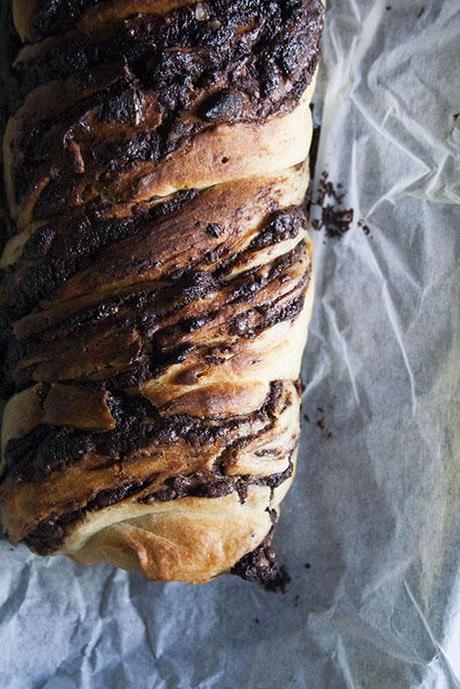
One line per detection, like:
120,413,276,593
0,0,323,585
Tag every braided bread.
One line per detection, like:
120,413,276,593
1,0,323,585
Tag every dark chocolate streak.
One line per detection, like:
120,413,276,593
11,0,323,219
2,189,201,319
29,0,102,41
141,462,293,504
18,1,323,98
2,225,310,393
4,382,285,483
23,463,294,555
23,472,158,555
3,204,301,319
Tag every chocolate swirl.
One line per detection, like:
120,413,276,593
0,0,323,585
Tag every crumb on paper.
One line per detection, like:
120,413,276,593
358,219,371,236
310,171,354,239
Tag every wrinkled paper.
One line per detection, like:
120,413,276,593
1,1,460,687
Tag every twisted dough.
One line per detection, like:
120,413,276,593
1,0,323,584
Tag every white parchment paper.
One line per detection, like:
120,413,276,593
1,1,460,687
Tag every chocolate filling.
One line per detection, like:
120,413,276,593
22,463,293,556
2,189,201,319
141,462,293,504
29,0,105,41
3,203,302,320
11,0,323,220
18,1,323,99
22,472,158,555
2,236,310,393
231,524,291,592
4,382,285,482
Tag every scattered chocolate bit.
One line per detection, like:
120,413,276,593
314,171,345,205
314,406,333,439
417,6,425,18
386,5,392,9
254,618,261,625
358,219,371,236
303,414,310,423
304,563,311,570
266,566,291,593
311,172,354,239
266,507,278,525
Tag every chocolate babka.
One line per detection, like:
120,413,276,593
0,0,323,585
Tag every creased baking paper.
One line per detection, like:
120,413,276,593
1,1,460,687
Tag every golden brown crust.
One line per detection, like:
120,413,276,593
4,89,312,228
69,481,293,584
1,380,300,542
1,0,324,585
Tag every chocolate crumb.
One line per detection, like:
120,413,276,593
417,6,425,18
254,618,261,625
358,219,371,236
303,414,310,423
304,563,311,570
315,408,333,439
311,172,354,239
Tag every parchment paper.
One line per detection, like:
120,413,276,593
1,1,460,687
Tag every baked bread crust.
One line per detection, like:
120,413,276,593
1,0,324,585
